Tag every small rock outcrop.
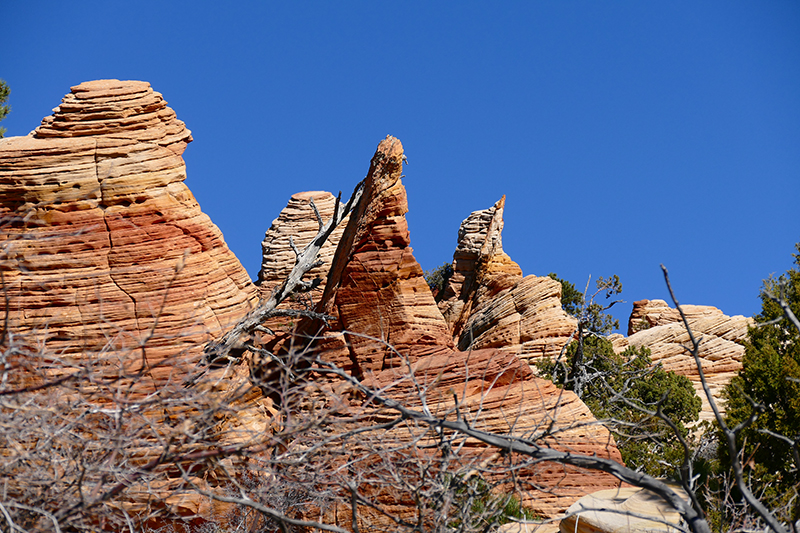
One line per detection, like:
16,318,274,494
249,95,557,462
612,299,751,421
560,485,689,533
436,197,577,362
437,196,523,338
257,191,349,300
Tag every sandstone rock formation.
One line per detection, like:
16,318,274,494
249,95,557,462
0,80,257,375
275,137,626,521
0,80,266,528
0,78,644,529
436,197,577,363
437,196,523,338
257,190,349,301
314,136,454,367
612,299,751,422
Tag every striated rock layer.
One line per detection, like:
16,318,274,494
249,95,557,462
438,196,523,339
612,299,751,422
317,136,453,366
277,137,625,521
257,190,349,300
0,80,257,375
0,80,269,527
436,197,577,363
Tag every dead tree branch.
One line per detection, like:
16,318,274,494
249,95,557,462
661,264,788,533
762,286,800,333
309,356,713,533
203,179,365,364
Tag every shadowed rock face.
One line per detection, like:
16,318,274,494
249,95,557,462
0,79,257,378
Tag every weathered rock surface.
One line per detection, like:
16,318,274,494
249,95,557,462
315,136,454,368
458,274,579,361
560,485,689,533
0,80,257,374
257,190,348,300
612,299,751,422
0,80,269,528
437,196,523,339
436,197,577,363
279,137,625,521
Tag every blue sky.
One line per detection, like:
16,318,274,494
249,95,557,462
3,2,799,331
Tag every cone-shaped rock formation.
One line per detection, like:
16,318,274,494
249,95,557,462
0,79,257,382
272,137,625,520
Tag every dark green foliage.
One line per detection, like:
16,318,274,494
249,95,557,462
0,79,9,138
722,242,800,520
539,338,701,478
548,273,583,317
548,273,621,334
540,272,700,479
446,475,537,530
425,262,454,294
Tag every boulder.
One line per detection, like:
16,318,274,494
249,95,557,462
559,485,689,533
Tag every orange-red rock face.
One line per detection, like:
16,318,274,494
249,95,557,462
0,80,257,379
280,137,625,520
317,136,455,371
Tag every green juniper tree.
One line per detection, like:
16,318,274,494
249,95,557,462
425,262,454,296
541,273,701,479
721,242,800,524
0,79,10,138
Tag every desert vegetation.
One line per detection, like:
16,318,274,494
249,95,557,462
2,199,797,533
0,80,796,533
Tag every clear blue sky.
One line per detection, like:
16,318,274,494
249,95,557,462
3,2,799,331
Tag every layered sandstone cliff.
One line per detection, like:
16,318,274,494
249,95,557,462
5,79,738,529
436,198,578,362
0,80,257,373
434,198,750,421
271,137,625,521
612,299,751,422
0,80,265,527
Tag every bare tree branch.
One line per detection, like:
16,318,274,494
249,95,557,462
204,179,365,364
309,356,713,533
661,264,788,533
762,287,800,333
